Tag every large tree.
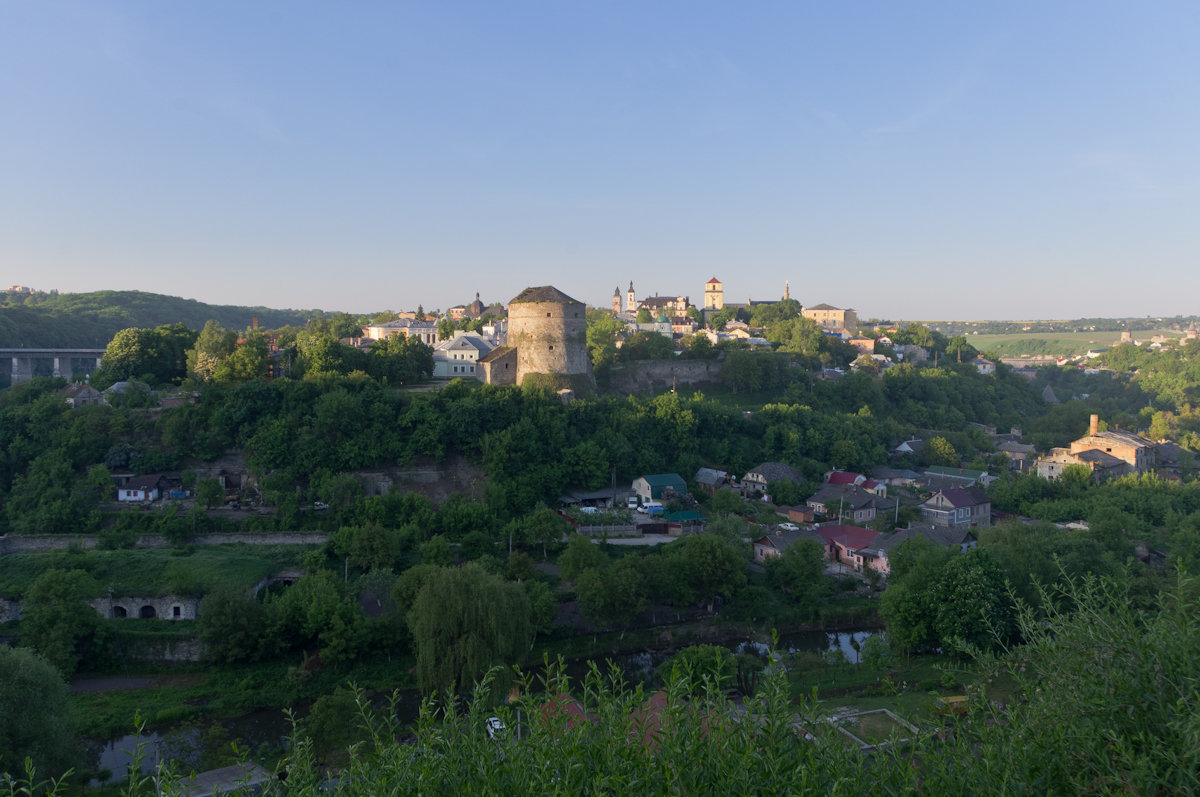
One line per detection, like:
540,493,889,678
21,569,105,676
406,564,531,693
0,646,80,779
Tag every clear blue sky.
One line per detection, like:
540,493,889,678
2,1,1197,320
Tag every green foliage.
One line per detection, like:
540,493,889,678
198,588,271,664
0,289,313,349
406,563,531,693
20,568,107,676
195,477,224,508
658,644,737,696
0,646,80,779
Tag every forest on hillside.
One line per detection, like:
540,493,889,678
0,290,319,348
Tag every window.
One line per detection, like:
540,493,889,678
173,606,181,618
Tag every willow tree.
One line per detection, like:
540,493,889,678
406,564,531,693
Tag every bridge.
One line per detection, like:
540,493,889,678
0,348,106,383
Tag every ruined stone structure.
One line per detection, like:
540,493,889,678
499,286,594,390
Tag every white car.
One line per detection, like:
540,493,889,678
486,717,505,741
777,522,800,532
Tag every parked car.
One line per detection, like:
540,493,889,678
777,522,800,532
579,506,599,515
312,501,330,511
627,496,640,510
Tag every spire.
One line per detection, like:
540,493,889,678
784,280,790,300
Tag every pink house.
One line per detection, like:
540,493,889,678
813,524,880,569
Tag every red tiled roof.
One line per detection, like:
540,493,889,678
826,471,863,486
814,524,879,550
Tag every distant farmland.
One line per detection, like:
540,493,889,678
971,329,1178,358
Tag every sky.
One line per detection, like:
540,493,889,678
2,2,1198,321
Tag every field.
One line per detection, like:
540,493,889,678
971,328,1177,358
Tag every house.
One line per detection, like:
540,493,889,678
825,470,887,497
855,524,977,575
361,317,439,345
431,331,495,379
1035,448,1127,482
870,466,921,488
60,382,105,408
919,487,991,529
806,484,897,524
741,462,803,495
813,524,880,569
1068,414,1156,475
973,356,996,375
921,466,996,488
752,529,823,564
693,467,730,494
776,505,815,525
801,304,859,334
117,474,169,503
632,473,688,503
996,440,1036,471
1036,414,1159,482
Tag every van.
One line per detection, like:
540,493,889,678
627,496,640,510
642,501,664,515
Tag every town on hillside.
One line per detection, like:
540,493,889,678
2,280,1198,792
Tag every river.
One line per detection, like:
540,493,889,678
90,628,878,782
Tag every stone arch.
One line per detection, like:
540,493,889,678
113,605,128,619
139,605,157,619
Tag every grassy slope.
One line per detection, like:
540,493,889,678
0,544,314,599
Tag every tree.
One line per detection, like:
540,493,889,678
764,538,824,613
21,569,105,676
676,534,747,612
636,308,653,323
196,477,224,509
558,534,608,581
187,321,238,382
0,646,80,779
407,564,531,692
198,588,271,663
923,436,959,467
659,644,736,696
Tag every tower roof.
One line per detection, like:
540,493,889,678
510,286,583,305
707,277,722,285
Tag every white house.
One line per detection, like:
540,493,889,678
432,331,496,379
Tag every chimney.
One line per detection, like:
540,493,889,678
1090,414,1099,436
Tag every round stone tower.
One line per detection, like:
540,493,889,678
507,285,593,389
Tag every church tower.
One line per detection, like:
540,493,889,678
612,286,621,314
627,281,636,314
704,276,724,310
784,280,790,301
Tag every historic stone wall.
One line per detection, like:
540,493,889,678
605,358,723,395
90,595,202,621
0,532,328,556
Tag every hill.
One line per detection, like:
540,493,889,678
0,290,322,348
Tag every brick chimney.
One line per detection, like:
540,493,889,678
1090,414,1099,436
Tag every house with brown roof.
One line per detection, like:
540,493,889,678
813,524,880,568
752,529,823,564
855,524,977,575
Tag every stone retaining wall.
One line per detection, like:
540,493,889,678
606,359,722,395
0,532,328,556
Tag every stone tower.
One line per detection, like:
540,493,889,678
627,281,636,314
704,276,724,310
783,280,790,301
612,286,621,314
507,286,594,389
